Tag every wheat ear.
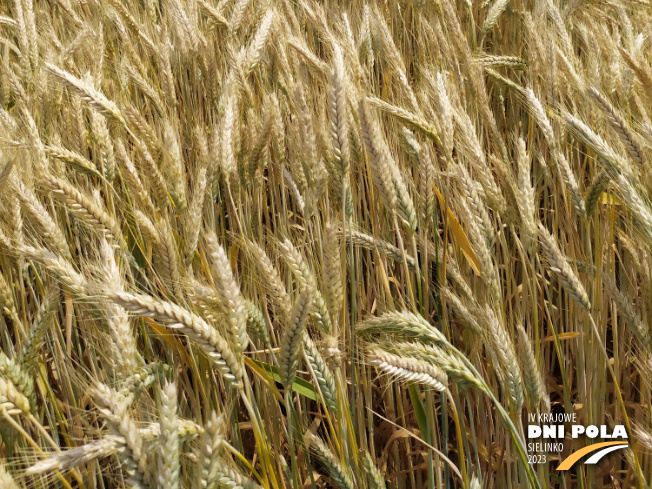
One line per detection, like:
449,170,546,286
305,432,355,489
588,86,643,165
197,412,225,488
358,100,398,212
361,452,386,489
45,63,126,126
303,334,337,411
323,223,344,323
109,291,243,388
214,460,263,489
537,224,591,311
158,381,180,489
100,240,139,373
482,306,524,411
515,137,536,250
22,245,88,296
517,323,550,410
25,436,125,475
526,88,586,217
92,383,149,488
279,239,332,334
246,240,291,316
329,44,351,180
0,464,18,489
603,275,650,350
368,346,448,391
205,233,248,354
356,311,448,344
41,174,124,246
279,288,313,388
12,175,70,258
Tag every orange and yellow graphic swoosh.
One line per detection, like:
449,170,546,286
557,442,629,470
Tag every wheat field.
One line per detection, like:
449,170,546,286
0,0,650,487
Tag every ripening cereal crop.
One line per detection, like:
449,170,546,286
0,0,650,487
